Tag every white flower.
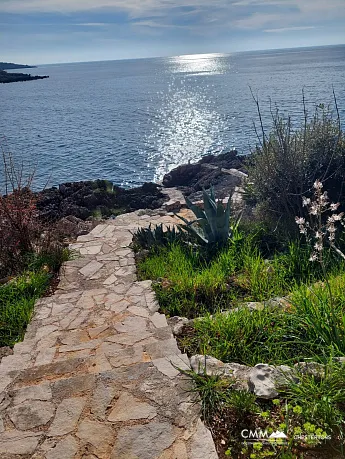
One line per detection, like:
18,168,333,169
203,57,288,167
327,223,336,233
333,213,344,221
309,205,318,216
314,242,323,251
309,254,318,262
330,203,340,211
295,217,305,225
329,234,335,242
302,197,311,207
299,227,307,234
313,180,323,190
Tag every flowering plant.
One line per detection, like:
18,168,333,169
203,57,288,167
295,179,345,263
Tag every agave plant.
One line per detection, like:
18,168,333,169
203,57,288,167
132,223,181,250
177,188,240,247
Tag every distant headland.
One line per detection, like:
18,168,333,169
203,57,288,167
0,62,49,84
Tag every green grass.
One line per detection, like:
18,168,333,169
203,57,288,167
137,235,341,318
183,272,345,366
0,271,50,347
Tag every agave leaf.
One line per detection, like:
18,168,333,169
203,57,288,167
218,199,231,239
177,223,208,245
202,189,218,240
175,213,202,227
210,186,217,203
184,195,206,220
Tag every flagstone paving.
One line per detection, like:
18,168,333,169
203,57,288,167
0,202,218,458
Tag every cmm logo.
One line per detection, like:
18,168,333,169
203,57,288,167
241,429,288,441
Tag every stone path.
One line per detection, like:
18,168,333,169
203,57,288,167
0,202,218,458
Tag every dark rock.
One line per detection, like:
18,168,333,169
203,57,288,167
36,180,167,222
0,70,49,84
55,216,95,239
162,150,247,201
163,163,202,188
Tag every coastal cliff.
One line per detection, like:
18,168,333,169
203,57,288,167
0,62,36,70
0,70,49,84
0,62,48,83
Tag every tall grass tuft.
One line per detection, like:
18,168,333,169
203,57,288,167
246,97,345,234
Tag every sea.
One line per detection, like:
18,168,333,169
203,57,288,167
1,45,345,191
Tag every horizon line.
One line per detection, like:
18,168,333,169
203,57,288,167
25,42,345,67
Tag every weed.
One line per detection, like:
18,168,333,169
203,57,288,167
180,367,234,421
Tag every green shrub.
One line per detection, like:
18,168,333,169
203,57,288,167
246,104,345,234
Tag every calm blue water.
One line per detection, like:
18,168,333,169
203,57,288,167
1,45,345,190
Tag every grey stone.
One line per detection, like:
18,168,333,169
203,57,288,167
35,347,56,366
111,422,176,459
60,329,90,346
45,435,79,459
48,397,86,436
0,393,11,412
91,381,118,420
153,354,190,379
150,312,168,328
189,419,218,459
190,355,233,377
79,260,103,277
127,306,150,318
88,324,109,339
224,363,251,390
8,400,55,430
77,418,113,453
248,364,295,399
294,361,325,378
0,373,15,393
58,338,102,353
108,392,157,422
168,316,190,336
107,331,152,345
0,430,42,455
114,316,148,334
0,354,31,372
52,374,95,399
145,338,179,359
16,358,85,384
12,383,52,405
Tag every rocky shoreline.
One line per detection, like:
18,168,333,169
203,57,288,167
36,150,246,234
0,70,49,84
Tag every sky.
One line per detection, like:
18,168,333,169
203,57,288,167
1,0,345,65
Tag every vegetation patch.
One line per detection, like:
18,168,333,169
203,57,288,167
0,151,70,350
183,363,345,458
134,106,345,457
0,271,50,347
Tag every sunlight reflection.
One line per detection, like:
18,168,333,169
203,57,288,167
169,53,229,75
146,79,227,181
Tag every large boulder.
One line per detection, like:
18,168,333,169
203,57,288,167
162,150,247,202
248,364,295,399
190,356,299,399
